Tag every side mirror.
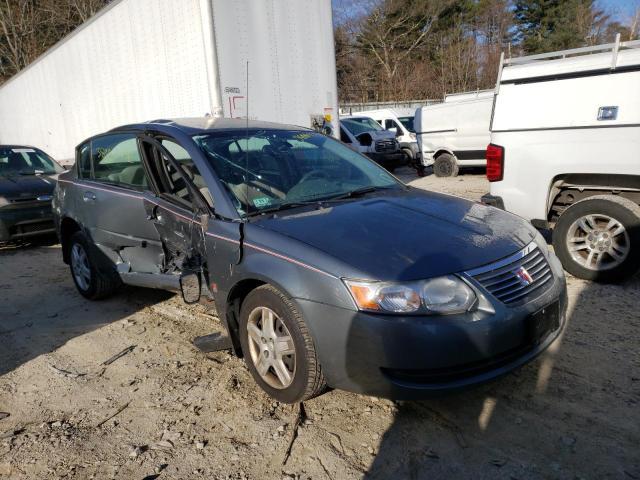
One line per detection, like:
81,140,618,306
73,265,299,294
356,132,373,147
180,271,201,304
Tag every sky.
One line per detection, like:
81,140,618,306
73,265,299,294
601,0,638,19
332,0,639,22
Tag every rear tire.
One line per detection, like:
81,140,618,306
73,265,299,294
552,195,640,282
239,285,326,403
69,231,121,299
433,153,459,177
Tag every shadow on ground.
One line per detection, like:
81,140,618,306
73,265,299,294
364,272,640,479
0,243,171,376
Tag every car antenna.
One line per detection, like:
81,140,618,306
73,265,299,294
245,60,250,217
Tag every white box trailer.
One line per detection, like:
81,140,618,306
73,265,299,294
414,91,493,177
483,38,640,282
0,0,338,163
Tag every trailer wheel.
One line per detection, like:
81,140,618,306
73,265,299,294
433,153,459,177
552,195,640,282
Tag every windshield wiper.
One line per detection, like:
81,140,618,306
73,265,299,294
327,185,396,201
246,200,322,217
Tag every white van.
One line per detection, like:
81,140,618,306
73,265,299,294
414,91,493,177
339,116,406,171
483,37,640,282
357,108,420,169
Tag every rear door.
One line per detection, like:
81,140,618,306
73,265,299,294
138,135,210,276
76,133,164,273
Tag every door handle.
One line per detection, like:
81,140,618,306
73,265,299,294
83,191,96,202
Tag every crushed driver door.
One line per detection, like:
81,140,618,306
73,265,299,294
138,135,209,277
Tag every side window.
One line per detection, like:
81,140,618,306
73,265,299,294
91,134,147,189
340,127,352,144
149,138,212,209
77,142,91,178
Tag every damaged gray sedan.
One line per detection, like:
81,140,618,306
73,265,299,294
53,118,567,403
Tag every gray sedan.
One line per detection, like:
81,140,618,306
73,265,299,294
53,118,567,403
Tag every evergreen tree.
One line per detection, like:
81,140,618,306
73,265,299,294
513,0,604,54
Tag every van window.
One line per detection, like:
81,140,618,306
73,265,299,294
91,134,147,189
397,116,415,133
340,127,352,143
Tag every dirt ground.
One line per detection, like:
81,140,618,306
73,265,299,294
1,168,639,480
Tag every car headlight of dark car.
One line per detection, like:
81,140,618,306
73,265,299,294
0,196,9,208
344,276,477,315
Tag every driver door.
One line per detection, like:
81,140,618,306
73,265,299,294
138,135,209,276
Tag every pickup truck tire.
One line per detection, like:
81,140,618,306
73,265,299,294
69,231,121,300
553,195,640,282
239,284,327,403
434,153,459,177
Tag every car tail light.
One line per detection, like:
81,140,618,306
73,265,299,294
486,144,504,182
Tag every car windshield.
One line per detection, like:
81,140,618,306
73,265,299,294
397,116,415,133
0,147,63,176
192,129,401,216
341,117,383,136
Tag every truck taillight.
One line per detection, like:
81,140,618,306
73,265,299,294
486,144,504,182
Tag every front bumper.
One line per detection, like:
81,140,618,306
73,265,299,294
297,254,567,400
0,203,55,242
481,193,505,210
365,152,408,170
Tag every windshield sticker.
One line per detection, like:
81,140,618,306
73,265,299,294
12,148,35,153
292,133,313,141
253,197,272,208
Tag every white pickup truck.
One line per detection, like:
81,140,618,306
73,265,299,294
482,37,640,282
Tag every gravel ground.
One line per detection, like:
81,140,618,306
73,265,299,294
0,168,638,479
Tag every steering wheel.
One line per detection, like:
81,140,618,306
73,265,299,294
298,169,329,184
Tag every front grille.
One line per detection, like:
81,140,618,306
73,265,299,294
466,243,553,305
9,220,54,236
375,139,396,152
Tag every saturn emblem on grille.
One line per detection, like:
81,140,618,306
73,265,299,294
514,266,534,286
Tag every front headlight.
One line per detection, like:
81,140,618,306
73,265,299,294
0,196,9,208
409,132,416,140
344,275,476,315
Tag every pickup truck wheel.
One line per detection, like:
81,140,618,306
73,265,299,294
433,153,459,177
239,285,326,403
69,231,121,299
553,195,640,282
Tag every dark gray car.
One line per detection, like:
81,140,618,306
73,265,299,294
0,145,63,242
53,118,567,403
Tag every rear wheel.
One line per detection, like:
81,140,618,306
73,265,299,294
433,153,459,177
69,231,121,299
239,285,326,403
553,195,640,282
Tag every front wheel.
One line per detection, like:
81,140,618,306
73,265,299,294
552,195,640,282
239,285,326,403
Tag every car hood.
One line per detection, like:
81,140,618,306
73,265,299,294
370,130,396,140
0,174,58,199
255,189,536,281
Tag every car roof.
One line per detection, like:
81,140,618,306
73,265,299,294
109,117,308,136
0,144,40,150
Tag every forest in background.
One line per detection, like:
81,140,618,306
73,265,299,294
335,0,640,102
1,0,639,101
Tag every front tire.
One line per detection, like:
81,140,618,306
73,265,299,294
552,195,640,282
433,153,459,177
239,285,326,403
69,231,121,299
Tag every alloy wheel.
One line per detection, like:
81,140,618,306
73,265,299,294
566,214,630,271
246,307,296,389
71,243,91,291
